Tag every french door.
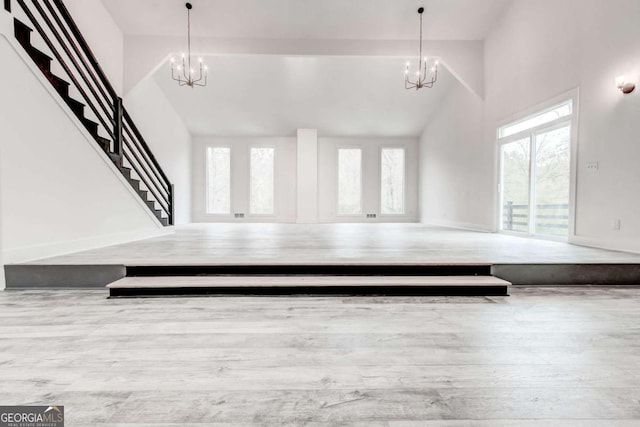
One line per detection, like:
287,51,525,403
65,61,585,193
500,123,571,238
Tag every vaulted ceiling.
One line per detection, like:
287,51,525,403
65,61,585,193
102,0,510,40
104,0,511,137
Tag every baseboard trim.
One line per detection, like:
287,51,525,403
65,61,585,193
318,217,420,224
570,235,640,255
3,227,173,264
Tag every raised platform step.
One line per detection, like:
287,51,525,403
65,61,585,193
126,264,492,277
107,275,511,297
6,262,640,290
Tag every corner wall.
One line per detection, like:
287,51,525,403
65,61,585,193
419,81,491,231
125,78,193,224
484,0,640,252
420,0,640,252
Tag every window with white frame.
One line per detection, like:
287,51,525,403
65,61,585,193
498,101,572,138
498,99,574,238
380,148,405,215
206,147,231,214
250,147,275,215
337,148,362,215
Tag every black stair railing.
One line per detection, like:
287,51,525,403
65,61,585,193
4,0,174,225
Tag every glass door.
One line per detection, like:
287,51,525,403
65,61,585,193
500,125,571,238
533,125,571,237
500,138,531,233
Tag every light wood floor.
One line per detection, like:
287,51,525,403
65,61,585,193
2,287,640,425
27,223,640,265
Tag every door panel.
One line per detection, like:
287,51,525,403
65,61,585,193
501,138,531,233
533,126,571,236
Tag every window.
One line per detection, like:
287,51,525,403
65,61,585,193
206,147,231,214
250,147,275,215
380,148,405,215
337,148,362,215
498,100,572,139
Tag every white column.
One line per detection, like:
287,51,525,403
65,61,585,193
296,129,319,223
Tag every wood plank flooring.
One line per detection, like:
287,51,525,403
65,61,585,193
24,223,640,266
1,287,640,425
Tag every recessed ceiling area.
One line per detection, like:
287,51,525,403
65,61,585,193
152,55,456,137
101,0,511,41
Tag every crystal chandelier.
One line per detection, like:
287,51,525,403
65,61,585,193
171,2,207,88
405,7,438,90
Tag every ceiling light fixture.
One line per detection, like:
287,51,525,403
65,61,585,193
405,7,438,91
170,2,207,88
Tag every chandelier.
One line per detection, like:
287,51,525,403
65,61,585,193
405,7,438,90
171,2,207,88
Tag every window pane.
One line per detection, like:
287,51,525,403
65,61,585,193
250,147,275,215
534,126,570,236
338,148,362,215
381,148,405,214
206,147,231,214
499,101,572,139
501,138,530,232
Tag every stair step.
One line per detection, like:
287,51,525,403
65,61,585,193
14,19,32,47
128,178,141,192
65,95,85,116
50,74,70,97
107,276,512,297
96,136,110,152
118,166,131,179
110,275,511,288
151,209,167,225
28,46,53,73
109,153,123,166
81,117,99,136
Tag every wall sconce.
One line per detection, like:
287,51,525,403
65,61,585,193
616,75,635,94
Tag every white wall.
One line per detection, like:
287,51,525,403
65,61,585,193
296,129,319,224
64,0,124,95
484,0,640,252
419,83,491,231
0,35,167,264
192,137,297,223
418,0,640,252
0,142,4,289
319,138,419,223
125,78,192,224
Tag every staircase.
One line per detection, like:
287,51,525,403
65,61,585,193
4,0,173,226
